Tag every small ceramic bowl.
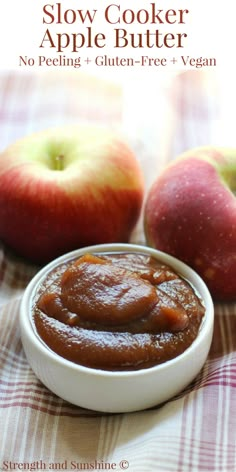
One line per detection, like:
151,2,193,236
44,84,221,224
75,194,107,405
20,243,214,413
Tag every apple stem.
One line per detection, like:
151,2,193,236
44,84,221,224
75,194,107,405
55,155,64,171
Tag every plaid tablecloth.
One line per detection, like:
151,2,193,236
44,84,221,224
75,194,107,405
0,70,236,472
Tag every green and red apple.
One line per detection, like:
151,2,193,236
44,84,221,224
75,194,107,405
145,147,236,300
0,125,144,264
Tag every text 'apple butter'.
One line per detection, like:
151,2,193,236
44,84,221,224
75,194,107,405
33,252,205,370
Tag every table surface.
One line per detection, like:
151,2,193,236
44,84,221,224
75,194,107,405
0,70,235,472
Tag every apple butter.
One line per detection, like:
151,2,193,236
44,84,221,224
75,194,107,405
33,252,205,370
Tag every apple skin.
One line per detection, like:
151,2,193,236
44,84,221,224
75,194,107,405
144,147,236,301
0,125,144,264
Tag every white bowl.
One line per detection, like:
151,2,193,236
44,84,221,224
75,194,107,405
20,243,214,413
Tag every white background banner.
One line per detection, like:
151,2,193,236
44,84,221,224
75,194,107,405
0,0,234,72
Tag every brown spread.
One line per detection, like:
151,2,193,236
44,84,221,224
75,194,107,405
33,252,205,370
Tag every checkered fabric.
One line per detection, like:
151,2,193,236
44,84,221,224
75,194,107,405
0,70,235,472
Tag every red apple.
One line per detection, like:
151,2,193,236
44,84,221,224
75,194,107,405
144,147,236,300
0,125,144,264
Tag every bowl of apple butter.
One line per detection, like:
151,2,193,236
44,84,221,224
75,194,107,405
20,244,214,413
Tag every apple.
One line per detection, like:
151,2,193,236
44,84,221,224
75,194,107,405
0,125,144,264
144,147,236,300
